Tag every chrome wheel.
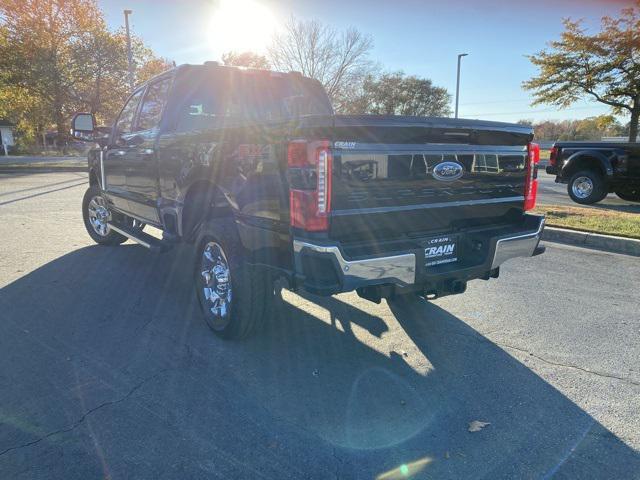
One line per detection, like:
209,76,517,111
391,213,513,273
200,242,232,323
571,176,594,199
87,195,111,237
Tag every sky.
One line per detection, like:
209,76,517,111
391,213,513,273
99,0,636,123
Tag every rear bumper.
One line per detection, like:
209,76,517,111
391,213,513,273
490,216,545,269
293,214,545,295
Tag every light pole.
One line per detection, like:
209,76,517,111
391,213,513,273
455,53,468,119
124,9,134,91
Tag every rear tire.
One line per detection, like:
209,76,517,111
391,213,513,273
195,218,271,339
567,170,607,205
82,185,127,245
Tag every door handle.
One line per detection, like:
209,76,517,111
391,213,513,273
109,150,127,157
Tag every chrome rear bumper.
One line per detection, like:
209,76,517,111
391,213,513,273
293,241,416,286
293,215,545,292
491,216,545,269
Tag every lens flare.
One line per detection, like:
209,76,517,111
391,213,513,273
376,457,433,480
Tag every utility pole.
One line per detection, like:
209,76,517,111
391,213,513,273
455,53,468,119
124,9,134,91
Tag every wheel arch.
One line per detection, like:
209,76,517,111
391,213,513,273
181,180,232,239
563,151,612,179
88,168,100,187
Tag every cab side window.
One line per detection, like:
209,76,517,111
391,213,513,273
137,77,171,131
115,89,144,135
174,71,229,132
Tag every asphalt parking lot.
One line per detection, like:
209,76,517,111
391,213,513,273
1,172,639,479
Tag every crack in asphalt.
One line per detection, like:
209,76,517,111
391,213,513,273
443,328,640,387
497,342,640,387
0,368,168,457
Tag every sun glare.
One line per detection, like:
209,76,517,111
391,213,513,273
208,0,277,55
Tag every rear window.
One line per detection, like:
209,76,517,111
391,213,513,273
172,68,332,131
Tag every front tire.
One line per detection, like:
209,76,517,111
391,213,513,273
195,218,270,339
567,170,607,205
82,185,127,245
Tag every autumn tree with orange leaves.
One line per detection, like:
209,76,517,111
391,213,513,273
0,0,171,147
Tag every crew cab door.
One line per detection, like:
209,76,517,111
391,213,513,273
103,88,144,214
124,75,172,224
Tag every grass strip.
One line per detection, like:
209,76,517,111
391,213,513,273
535,204,640,240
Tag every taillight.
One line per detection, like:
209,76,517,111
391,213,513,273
524,142,540,211
549,145,558,166
288,140,332,231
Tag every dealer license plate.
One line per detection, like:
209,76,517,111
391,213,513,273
425,235,458,267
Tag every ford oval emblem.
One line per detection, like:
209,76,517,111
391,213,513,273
432,161,464,181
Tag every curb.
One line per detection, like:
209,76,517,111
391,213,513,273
543,226,640,257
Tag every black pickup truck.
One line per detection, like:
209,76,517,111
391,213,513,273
546,141,640,204
72,62,545,339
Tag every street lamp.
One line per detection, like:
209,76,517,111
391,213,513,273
124,9,134,91
455,53,468,119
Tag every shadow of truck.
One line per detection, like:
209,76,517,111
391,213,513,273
0,244,637,479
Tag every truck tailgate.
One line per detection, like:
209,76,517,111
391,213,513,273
328,116,532,242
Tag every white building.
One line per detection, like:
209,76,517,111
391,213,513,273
0,120,16,154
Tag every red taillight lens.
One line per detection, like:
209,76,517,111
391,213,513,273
287,140,308,167
549,145,558,166
288,140,332,231
524,142,540,211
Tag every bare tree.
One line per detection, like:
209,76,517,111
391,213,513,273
268,17,374,112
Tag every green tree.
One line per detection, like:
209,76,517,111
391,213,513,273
523,3,640,142
576,115,625,139
0,84,50,148
72,31,173,123
135,54,174,85
221,51,270,69
345,72,451,117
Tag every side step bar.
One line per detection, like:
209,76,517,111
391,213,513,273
107,222,170,252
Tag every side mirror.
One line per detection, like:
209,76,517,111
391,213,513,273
70,113,96,140
70,113,110,146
